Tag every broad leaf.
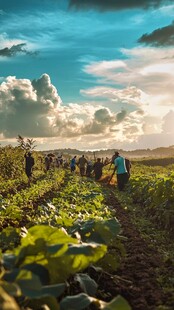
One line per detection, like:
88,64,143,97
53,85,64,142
16,270,42,298
19,225,77,248
21,263,49,285
71,218,120,245
41,283,66,297
60,293,94,310
45,243,107,283
75,273,98,296
99,295,131,310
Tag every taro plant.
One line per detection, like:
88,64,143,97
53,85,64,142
0,224,131,310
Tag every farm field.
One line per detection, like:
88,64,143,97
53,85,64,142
0,146,174,310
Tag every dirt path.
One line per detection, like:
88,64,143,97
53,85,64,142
95,186,173,310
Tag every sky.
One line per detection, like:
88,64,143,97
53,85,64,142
0,0,174,151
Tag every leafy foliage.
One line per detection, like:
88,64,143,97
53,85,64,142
16,135,37,151
0,148,173,309
127,165,174,232
0,224,129,309
0,146,24,179
0,145,134,309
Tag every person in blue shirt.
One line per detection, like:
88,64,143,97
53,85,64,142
70,156,77,173
113,152,129,191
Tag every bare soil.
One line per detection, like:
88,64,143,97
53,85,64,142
93,186,174,310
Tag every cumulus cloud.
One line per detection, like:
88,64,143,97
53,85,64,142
121,110,174,149
81,86,148,109
82,47,174,111
138,21,174,46
1,73,172,150
32,74,60,107
116,109,127,123
78,46,174,148
0,74,61,138
162,110,174,133
84,60,127,77
81,108,118,135
0,74,140,142
68,0,173,11
0,43,37,57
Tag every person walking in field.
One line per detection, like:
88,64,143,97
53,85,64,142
57,153,63,167
112,152,129,191
78,155,88,176
70,156,77,173
86,160,93,177
93,158,104,181
108,151,119,170
44,155,50,171
24,152,35,184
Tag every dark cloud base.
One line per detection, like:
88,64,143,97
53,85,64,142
0,43,37,57
138,21,174,46
69,0,173,11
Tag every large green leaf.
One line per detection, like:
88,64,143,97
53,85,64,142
45,243,107,283
41,283,66,298
71,218,120,245
15,239,106,284
15,269,66,299
8,225,107,284
16,270,42,298
3,269,20,283
66,243,107,269
2,253,16,270
75,273,98,296
94,218,121,244
99,295,131,310
18,225,77,248
46,244,67,256
15,226,78,267
99,252,120,272
60,293,94,310
21,263,49,285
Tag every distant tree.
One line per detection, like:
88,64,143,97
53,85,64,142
17,135,37,151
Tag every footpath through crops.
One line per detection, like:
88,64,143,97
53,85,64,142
0,147,174,310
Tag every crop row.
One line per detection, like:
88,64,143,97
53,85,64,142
127,169,174,233
0,170,65,233
0,170,130,310
0,170,47,197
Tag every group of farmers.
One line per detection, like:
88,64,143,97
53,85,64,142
70,152,131,191
24,151,131,191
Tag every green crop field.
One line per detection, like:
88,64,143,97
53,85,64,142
0,145,173,310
